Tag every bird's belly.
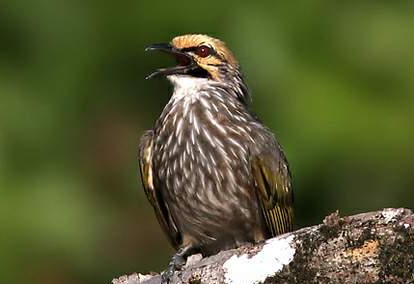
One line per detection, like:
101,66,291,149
154,129,263,253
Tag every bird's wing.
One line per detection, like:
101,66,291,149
251,141,294,236
139,130,180,248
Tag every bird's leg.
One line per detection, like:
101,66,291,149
161,245,195,284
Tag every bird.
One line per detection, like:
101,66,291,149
139,34,294,283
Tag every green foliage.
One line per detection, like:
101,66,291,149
0,1,413,283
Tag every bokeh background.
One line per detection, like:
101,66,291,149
1,1,413,283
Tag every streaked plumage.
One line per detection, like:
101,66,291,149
139,34,293,281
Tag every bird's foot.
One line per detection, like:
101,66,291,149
161,250,187,284
161,245,198,284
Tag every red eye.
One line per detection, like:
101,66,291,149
195,45,211,57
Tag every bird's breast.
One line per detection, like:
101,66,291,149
153,92,261,244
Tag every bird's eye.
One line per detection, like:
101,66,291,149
195,45,211,58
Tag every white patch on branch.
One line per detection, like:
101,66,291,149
382,208,403,223
223,235,295,284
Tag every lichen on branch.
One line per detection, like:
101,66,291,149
112,208,414,284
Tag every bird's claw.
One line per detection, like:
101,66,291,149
161,252,186,284
161,267,174,284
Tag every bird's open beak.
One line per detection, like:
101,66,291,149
145,43,196,79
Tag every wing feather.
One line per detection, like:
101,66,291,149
251,144,294,237
139,130,180,248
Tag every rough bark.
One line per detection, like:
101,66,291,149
112,208,413,284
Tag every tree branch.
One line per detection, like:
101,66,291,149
112,208,413,284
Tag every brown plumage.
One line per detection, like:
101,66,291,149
140,34,294,282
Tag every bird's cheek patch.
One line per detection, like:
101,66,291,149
197,62,221,80
196,55,222,66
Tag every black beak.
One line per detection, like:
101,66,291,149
145,43,196,79
145,43,174,53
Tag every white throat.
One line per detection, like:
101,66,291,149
167,75,210,101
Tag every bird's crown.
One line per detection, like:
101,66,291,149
171,34,238,68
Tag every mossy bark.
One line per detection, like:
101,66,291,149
112,208,413,284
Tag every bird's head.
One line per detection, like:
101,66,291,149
145,34,240,82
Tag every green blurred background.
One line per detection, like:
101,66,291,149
1,1,413,283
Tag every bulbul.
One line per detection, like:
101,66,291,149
139,34,294,282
